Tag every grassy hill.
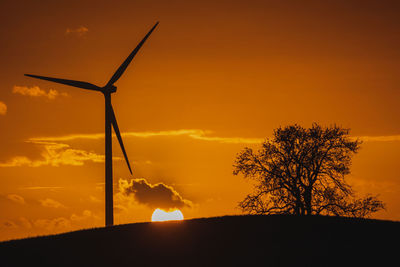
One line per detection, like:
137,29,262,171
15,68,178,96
0,215,399,267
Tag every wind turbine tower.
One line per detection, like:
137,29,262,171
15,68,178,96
25,22,159,227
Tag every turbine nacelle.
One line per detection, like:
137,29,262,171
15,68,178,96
103,85,117,94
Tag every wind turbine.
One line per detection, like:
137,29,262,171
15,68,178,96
25,22,159,227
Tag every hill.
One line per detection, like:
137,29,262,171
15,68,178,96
0,215,399,267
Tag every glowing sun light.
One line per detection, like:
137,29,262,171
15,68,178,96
151,208,184,222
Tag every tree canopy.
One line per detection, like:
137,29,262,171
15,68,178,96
233,124,384,218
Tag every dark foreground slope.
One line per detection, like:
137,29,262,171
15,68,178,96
0,215,399,267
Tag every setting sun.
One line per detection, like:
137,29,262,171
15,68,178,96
151,209,184,222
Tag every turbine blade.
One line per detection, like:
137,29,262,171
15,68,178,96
111,106,132,174
25,74,102,92
106,22,159,87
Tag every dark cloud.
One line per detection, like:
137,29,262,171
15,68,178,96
119,178,192,210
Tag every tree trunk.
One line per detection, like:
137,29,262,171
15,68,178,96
304,187,312,215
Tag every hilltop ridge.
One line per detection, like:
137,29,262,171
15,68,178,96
1,215,399,267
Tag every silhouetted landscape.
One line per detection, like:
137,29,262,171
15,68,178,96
2,2,400,266
1,215,398,266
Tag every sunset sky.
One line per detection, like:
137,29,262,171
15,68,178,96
1,0,400,241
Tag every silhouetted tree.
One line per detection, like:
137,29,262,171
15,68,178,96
233,123,385,218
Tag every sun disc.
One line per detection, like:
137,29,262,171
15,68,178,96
151,208,184,222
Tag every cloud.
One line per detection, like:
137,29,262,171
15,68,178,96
122,129,264,144
30,133,105,142
26,130,400,145
65,26,88,37
0,101,7,115
29,129,264,144
33,217,71,232
7,194,25,205
5,130,400,169
119,178,192,210
70,210,99,222
0,211,102,240
89,195,102,203
12,85,68,100
24,210,98,231
0,141,104,167
19,217,32,229
39,198,66,209
32,210,100,233
19,186,63,190
356,135,400,142
1,221,18,228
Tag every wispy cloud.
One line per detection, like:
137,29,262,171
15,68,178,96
3,130,399,169
0,101,6,115
7,194,25,205
33,217,71,232
356,135,400,142
122,129,265,144
27,129,400,145
0,211,102,240
34,210,100,232
65,26,88,37
39,198,66,209
29,129,264,144
13,85,68,100
19,186,63,190
1,221,17,228
89,195,102,203
0,141,104,168
29,133,105,142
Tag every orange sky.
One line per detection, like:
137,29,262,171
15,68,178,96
1,0,400,241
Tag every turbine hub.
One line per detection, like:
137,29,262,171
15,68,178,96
103,85,117,94
110,85,117,93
